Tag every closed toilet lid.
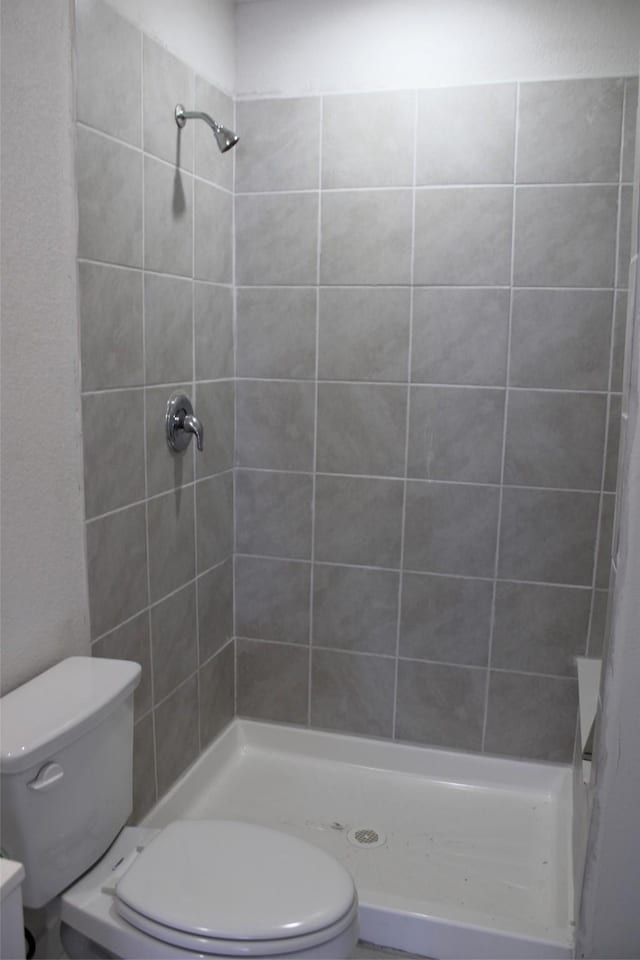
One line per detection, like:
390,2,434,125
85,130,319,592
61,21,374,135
115,820,356,945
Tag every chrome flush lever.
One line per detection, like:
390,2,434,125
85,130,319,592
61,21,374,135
166,393,204,452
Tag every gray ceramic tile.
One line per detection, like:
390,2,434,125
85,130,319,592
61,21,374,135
195,284,234,381
408,386,504,483
196,473,234,572
155,675,199,795
588,590,609,657
510,290,613,390
236,97,320,192
404,482,499,577
605,395,622,492
611,292,627,393
517,78,623,184
314,476,404,568
237,639,309,724
498,488,599,585
76,0,141,145
147,486,195,602
144,157,192,277
622,78,638,183
79,262,144,391
77,126,142,267
143,36,194,170
485,672,578,762
195,76,234,190
83,390,145,518
513,185,617,287
145,384,195,498
144,274,193,384
194,179,232,283
236,380,315,471
236,288,316,379
151,582,197,703
316,384,407,477
412,288,509,386
131,714,156,823
493,582,590,676
236,470,313,559
236,194,318,285
236,557,310,644
322,91,414,188
194,380,234,479
199,641,234,746
400,574,493,666
320,191,412,285
92,611,151,720
417,84,515,185
311,650,395,737
313,565,399,655
396,660,486,751
318,288,410,382
414,188,512,285
198,560,234,663
596,494,615,590
504,391,607,490
86,503,148,638
617,185,633,289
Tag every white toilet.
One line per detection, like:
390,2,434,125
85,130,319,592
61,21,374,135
0,657,359,959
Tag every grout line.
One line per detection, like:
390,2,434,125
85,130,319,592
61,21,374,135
481,81,520,752
233,75,635,103
585,80,628,656
232,93,239,717
231,377,612,395
307,96,324,726
191,120,203,753
232,636,579,683
138,31,159,806
90,556,231,646
233,181,621,198
233,552,596,590
392,89,418,741
77,120,234,196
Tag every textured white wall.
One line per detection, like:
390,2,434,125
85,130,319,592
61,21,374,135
236,0,640,97
105,0,236,94
0,0,90,694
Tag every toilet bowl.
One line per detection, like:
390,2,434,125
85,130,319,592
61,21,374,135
0,658,359,960
60,820,359,959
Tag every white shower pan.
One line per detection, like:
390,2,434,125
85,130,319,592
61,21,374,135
143,720,574,960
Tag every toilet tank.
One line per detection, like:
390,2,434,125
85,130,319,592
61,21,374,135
0,657,140,908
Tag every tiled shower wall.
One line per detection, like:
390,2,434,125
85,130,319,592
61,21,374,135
233,78,637,762
75,0,235,821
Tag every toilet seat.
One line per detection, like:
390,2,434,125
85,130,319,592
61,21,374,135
113,820,357,956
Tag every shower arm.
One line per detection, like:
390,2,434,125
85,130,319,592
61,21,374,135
175,104,222,133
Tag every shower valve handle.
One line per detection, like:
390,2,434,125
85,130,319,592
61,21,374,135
166,393,204,452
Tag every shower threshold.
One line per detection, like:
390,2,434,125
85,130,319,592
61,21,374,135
142,720,574,960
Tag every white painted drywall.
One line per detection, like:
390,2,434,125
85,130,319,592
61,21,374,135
575,89,640,958
0,0,90,695
236,0,640,97
104,0,236,94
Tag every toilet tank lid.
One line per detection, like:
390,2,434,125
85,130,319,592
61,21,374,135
0,657,140,773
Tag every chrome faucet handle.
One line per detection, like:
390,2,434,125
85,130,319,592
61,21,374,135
166,393,204,453
182,413,204,451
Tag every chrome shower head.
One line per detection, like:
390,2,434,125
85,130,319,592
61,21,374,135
174,104,239,153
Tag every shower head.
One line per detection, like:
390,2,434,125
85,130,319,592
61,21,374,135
174,104,239,153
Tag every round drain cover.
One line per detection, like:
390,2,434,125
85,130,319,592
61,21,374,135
346,828,386,848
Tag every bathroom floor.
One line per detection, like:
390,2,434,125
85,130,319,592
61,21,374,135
144,720,574,959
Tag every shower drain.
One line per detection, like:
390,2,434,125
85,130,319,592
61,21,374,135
346,827,386,848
